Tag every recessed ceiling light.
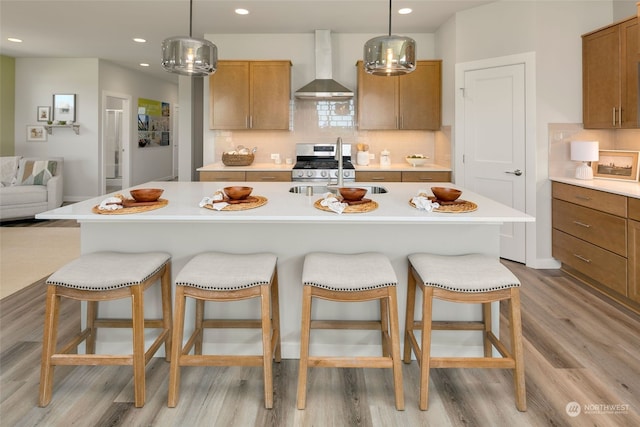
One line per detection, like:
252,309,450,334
139,63,150,67
235,8,249,15
7,37,22,43
398,8,412,15
133,38,146,43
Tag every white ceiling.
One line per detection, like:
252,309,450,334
0,0,494,83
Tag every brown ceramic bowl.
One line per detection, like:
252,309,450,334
224,186,253,200
130,188,164,202
431,187,462,202
339,187,367,201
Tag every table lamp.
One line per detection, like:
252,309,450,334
570,140,599,180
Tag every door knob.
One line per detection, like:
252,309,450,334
505,169,523,176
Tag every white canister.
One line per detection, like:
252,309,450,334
357,151,370,166
380,149,391,167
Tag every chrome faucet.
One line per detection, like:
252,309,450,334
334,136,344,188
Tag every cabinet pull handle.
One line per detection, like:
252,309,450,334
575,195,591,201
371,177,386,181
573,221,591,228
612,107,616,127
260,176,276,180
419,177,434,181
573,254,591,263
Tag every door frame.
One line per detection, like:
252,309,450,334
454,52,537,267
100,91,132,194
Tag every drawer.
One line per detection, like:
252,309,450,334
356,171,402,182
245,171,291,182
629,198,640,221
552,182,626,217
553,229,627,296
402,171,451,182
552,199,627,256
199,171,246,182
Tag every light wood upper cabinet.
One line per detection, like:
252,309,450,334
582,17,639,129
209,60,291,130
356,60,442,130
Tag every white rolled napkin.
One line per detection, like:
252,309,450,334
98,196,123,211
320,192,347,214
199,190,229,210
411,193,440,212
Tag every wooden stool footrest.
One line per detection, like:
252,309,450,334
179,354,264,367
308,356,394,369
51,354,133,366
202,319,262,329
310,320,383,330
93,318,165,328
430,357,516,369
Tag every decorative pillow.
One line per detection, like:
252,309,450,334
0,156,21,186
16,159,58,186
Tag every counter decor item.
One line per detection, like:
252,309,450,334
380,149,391,167
570,140,599,180
130,188,164,202
314,192,378,214
406,154,429,167
591,149,640,182
430,187,461,202
410,189,477,213
200,188,267,211
92,193,168,214
222,152,254,166
356,143,370,166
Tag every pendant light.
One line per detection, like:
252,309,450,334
363,0,416,76
161,0,217,76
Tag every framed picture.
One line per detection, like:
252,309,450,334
26,125,47,142
53,93,76,122
592,150,640,182
37,106,51,122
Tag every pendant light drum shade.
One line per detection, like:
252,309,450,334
162,36,217,76
363,35,416,76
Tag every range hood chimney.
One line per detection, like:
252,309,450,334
295,30,354,100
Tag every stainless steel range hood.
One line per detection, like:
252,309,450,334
295,30,354,100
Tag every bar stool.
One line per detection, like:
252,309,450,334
39,251,172,408
297,252,404,410
404,253,526,411
168,252,281,409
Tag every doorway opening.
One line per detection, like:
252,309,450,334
102,93,131,194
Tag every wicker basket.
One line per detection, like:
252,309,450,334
222,153,255,166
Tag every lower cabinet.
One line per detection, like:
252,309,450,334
401,171,451,182
356,171,451,183
356,171,402,182
552,182,639,311
199,171,291,182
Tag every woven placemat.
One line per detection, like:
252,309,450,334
92,198,169,215
203,195,268,211
314,199,378,213
409,199,478,213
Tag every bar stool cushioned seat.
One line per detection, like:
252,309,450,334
168,252,281,409
39,251,172,408
297,252,404,410
404,253,526,411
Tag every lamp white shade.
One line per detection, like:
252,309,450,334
570,140,599,180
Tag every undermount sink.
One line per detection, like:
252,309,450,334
289,185,388,195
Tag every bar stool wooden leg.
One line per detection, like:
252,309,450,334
161,264,172,361
131,285,146,408
403,265,417,363
271,272,282,363
168,286,186,408
482,302,493,357
380,297,390,357
194,298,205,355
510,288,527,411
387,286,405,411
86,300,97,354
419,286,434,411
260,284,274,409
39,286,60,407
296,285,313,410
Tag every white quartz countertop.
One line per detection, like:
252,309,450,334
550,177,640,199
37,181,534,224
197,162,451,172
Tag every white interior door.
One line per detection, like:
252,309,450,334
102,92,131,194
457,61,527,263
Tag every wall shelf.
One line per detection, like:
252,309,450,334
45,124,80,135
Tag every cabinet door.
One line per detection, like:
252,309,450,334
356,171,402,182
357,61,398,130
199,171,246,182
209,61,250,129
402,171,451,182
583,25,621,128
629,219,640,303
621,18,639,128
399,60,442,130
245,171,291,182
250,61,291,130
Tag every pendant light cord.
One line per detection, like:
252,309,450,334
189,0,193,38
388,0,392,36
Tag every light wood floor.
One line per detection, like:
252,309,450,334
0,234,638,425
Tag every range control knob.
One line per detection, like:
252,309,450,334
306,170,314,178
295,170,304,178
320,170,328,178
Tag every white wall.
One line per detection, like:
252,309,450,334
14,58,178,201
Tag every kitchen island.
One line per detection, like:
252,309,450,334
37,181,533,359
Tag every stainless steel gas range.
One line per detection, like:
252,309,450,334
291,142,355,183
